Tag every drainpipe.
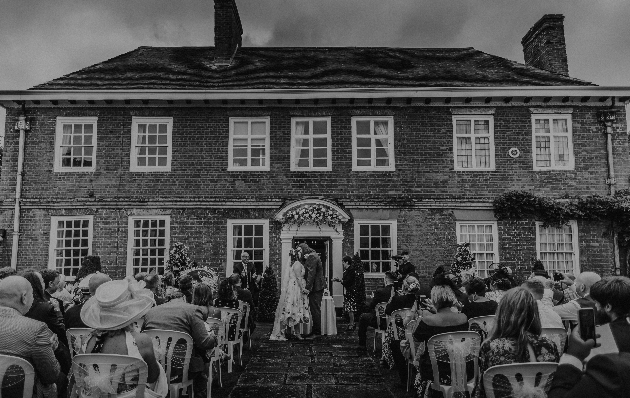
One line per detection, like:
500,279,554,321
11,108,29,270
598,108,620,274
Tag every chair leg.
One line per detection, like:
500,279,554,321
239,341,243,365
407,363,411,392
227,344,234,373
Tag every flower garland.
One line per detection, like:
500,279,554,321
281,204,343,230
450,242,475,276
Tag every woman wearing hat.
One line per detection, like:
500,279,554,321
80,276,167,397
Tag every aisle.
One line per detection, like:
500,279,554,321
229,323,397,398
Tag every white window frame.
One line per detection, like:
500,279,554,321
54,117,98,172
290,117,332,171
536,220,580,275
456,221,499,278
126,215,170,276
353,219,398,276
452,115,495,171
130,117,173,172
351,116,395,171
531,114,574,171
48,215,94,282
228,117,270,171
226,219,270,277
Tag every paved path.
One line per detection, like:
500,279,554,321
228,324,398,398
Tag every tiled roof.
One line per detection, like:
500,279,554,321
32,46,593,90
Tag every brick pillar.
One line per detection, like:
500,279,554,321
521,14,569,77
214,0,243,65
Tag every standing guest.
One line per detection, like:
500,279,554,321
143,283,218,398
233,251,262,306
553,272,601,322
40,269,66,317
333,255,358,330
229,273,256,334
462,277,498,319
299,243,326,339
64,273,111,329
397,250,416,278
75,255,102,282
522,279,564,328
213,278,240,309
0,276,62,398
0,266,16,280
144,273,166,306
357,271,397,348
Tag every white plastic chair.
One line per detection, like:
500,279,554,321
238,301,252,351
0,354,35,398
541,327,568,353
427,331,481,398
373,302,388,351
70,354,148,398
66,328,93,358
217,307,242,373
144,329,194,398
468,315,495,340
205,317,224,393
388,308,416,341
404,319,418,392
483,362,558,398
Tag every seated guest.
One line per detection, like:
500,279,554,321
213,278,240,309
144,273,166,306
229,273,256,334
522,278,564,328
477,287,560,397
462,277,498,319
40,269,66,317
0,276,61,398
51,274,75,309
412,275,469,395
81,276,167,397
0,266,16,280
554,272,578,305
144,282,218,398
179,274,194,303
357,271,396,348
531,275,557,307
64,273,111,329
553,272,601,322
589,276,630,354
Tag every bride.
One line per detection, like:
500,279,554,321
270,248,311,340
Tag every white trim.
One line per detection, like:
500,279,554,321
54,117,98,172
48,215,94,282
532,114,574,171
351,116,395,171
126,215,170,276
130,117,173,172
226,219,270,277
353,219,397,274
452,115,495,171
535,220,580,275
228,117,270,171
456,221,499,278
290,117,332,171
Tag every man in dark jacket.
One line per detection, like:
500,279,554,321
358,271,396,347
232,251,261,306
64,273,111,329
299,243,325,338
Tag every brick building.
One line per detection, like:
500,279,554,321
1,2,630,305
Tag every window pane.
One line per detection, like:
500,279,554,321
356,121,370,135
233,122,248,135
313,120,327,135
251,122,267,135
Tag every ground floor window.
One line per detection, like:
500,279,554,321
354,220,397,274
227,220,269,275
536,220,579,275
127,216,170,276
456,222,498,278
48,216,93,280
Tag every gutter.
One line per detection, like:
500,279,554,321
11,111,28,269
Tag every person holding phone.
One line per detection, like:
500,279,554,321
588,276,630,354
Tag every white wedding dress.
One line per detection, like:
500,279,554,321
270,260,311,340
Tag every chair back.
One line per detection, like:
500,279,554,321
144,329,193,385
541,327,568,353
482,362,558,398
216,307,242,342
388,308,415,340
70,354,148,398
405,319,418,362
205,317,226,343
239,301,250,331
0,354,35,398
468,315,495,341
66,328,93,358
427,331,481,396
374,302,388,331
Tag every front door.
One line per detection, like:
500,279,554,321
293,237,332,292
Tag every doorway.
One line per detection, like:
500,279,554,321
293,237,332,292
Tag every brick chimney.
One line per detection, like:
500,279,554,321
521,14,569,77
214,0,243,65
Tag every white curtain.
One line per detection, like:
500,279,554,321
374,121,390,157
293,122,307,166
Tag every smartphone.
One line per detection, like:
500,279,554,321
578,308,597,343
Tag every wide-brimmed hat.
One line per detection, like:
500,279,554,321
81,276,155,331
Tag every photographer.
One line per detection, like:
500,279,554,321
553,272,600,322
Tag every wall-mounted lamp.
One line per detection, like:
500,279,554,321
597,109,618,125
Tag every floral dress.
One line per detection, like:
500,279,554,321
341,266,357,313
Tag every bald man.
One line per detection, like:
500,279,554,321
64,273,111,329
553,272,601,321
0,276,61,395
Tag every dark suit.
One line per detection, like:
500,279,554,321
548,353,630,398
25,299,68,348
304,252,325,335
64,302,87,329
398,261,415,277
358,284,395,346
233,262,260,305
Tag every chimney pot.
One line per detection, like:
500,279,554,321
521,14,569,77
214,0,243,66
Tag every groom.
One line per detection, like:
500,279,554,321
298,243,325,339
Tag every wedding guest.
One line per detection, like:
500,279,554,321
144,273,166,306
0,266,16,280
553,272,600,322
229,273,256,334
462,277,498,319
40,269,66,316
51,274,75,309
233,251,262,306
522,278,564,328
213,278,240,309
357,271,396,348
589,276,630,353
64,273,111,329
179,274,194,303
75,255,102,282
333,255,358,330
485,265,514,303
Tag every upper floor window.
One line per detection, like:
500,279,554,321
48,216,93,281
532,114,573,170
536,221,579,275
352,117,395,171
55,117,97,172
291,118,332,171
453,115,494,170
456,222,498,278
127,216,170,276
226,220,269,276
130,117,172,172
354,220,397,274
228,118,270,171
